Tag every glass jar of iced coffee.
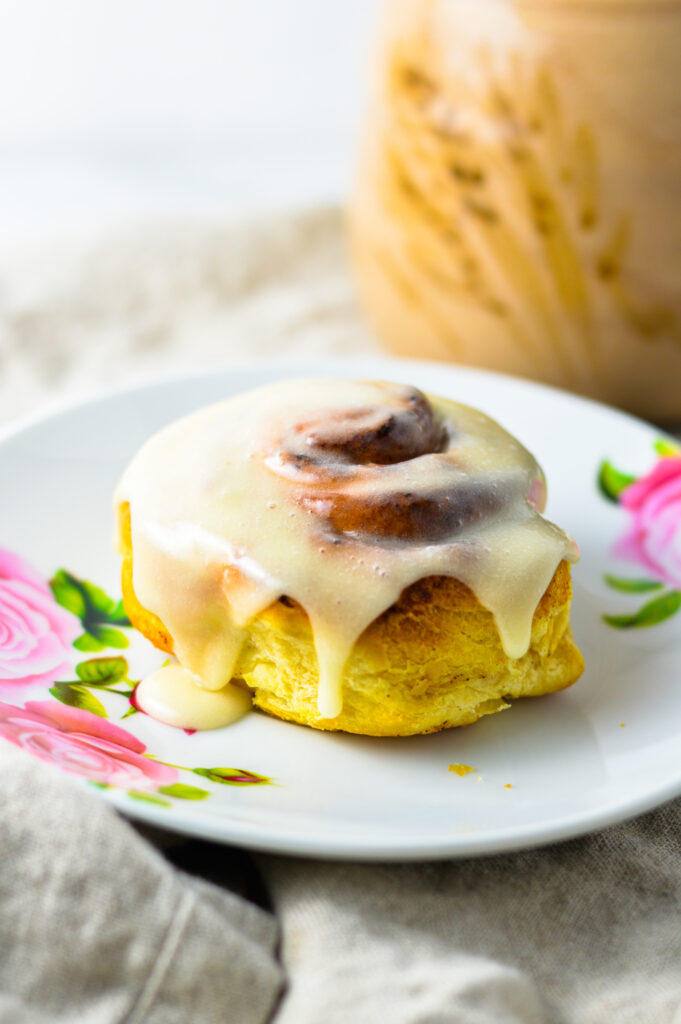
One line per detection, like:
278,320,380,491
351,0,681,419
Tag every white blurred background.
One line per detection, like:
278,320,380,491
0,0,382,245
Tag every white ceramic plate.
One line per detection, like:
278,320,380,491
2,358,681,861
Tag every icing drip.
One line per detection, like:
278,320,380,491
115,378,577,723
136,665,251,730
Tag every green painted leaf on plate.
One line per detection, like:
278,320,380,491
76,656,129,684
73,632,106,653
51,569,131,629
597,460,636,503
88,626,129,650
603,575,665,594
107,599,131,626
127,790,171,807
653,438,681,457
49,682,108,718
158,783,210,801
603,590,681,629
50,570,87,619
193,767,271,786
81,579,116,619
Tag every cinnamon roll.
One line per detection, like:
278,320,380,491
115,379,583,735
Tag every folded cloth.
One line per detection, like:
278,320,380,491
0,743,283,1024
259,812,681,1024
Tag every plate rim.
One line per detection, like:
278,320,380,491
103,773,680,862
2,355,680,861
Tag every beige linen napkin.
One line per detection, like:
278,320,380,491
260,817,681,1024
2,207,681,1024
0,744,282,1024
0,208,369,423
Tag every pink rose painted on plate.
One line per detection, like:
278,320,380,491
0,699,177,788
598,444,681,629
0,548,80,691
615,456,681,587
0,548,271,799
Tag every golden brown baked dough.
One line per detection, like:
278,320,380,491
119,502,583,736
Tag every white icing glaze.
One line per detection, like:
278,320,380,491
116,378,577,723
136,665,251,730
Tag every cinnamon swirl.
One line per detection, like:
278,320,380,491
115,378,583,735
